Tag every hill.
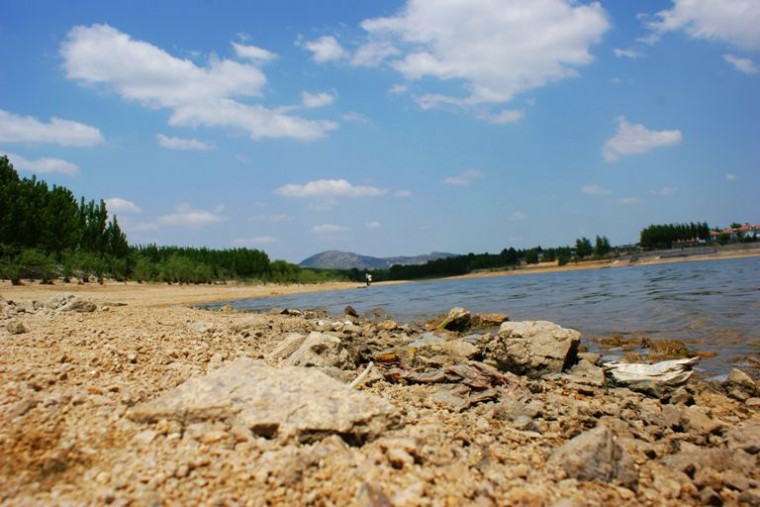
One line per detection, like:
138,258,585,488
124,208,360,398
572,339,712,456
299,250,457,270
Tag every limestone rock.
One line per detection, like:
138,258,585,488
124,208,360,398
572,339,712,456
482,321,581,378
6,320,29,335
472,313,508,327
438,307,471,332
268,333,307,361
550,426,638,489
128,358,400,445
724,368,759,401
284,332,353,369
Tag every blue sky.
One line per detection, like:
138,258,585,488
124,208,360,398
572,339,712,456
1,0,758,263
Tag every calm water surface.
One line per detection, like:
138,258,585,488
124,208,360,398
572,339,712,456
205,257,760,378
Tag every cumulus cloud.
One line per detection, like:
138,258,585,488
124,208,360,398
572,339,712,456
156,133,216,150
366,221,381,229
646,0,760,51
301,91,336,109
61,24,336,141
395,189,412,198
302,35,347,63
602,116,682,162
618,197,641,205
105,197,142,214
726,173,738,181
582,184,612,195
509,211,527,221
723,54,758,74
0,109,104,146
356,0,609,113
443,169,484,185
5,152,79,175
157,203,224,227
275,179,388,198
312,223,349,234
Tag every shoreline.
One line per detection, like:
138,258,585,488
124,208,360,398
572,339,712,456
1,245,758,308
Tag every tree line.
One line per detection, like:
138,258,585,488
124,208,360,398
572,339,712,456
0,155,339,285
348,236,615,282
639,222,711,250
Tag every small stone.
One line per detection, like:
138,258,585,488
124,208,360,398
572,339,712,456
6,320,29,335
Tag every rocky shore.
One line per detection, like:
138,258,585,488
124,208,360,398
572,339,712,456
1,288,759,506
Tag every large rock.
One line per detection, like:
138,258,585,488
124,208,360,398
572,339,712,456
128,358,400,445
481,321,580,378
550,426,638,490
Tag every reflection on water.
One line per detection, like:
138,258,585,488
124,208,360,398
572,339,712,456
204,257,760,379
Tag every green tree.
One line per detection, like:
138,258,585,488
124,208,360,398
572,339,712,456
575,237,593,259
594,235,611,258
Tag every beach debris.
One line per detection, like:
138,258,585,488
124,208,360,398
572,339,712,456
128,358,400,445
384,362,514,411
480,321,581,378
349,361,374,389
549,426,638,490
605,357,699,396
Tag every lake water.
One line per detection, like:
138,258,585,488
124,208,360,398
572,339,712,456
204,257,760,379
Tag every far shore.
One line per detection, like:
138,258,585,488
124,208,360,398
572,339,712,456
2,245,758,308
448,245,760,281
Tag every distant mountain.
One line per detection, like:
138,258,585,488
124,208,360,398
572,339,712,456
299,250,458,270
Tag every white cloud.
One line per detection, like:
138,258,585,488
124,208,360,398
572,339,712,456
156,133,216,150
476,109,525,125
275,179,388,198
309,199,340,212
105,197,142,214
169,99,337,141
726,173,738,181
312,223,349,234
231,42,277,63
723,54,758,74
157,203,224,227
582,184,612,195
613,48,644,59
301,91,336,109
351,40,399,67
443,169,484,185
0,109,104,146
650,186,679,196
366,221,381,229
395,189,412,198
61,24,336,141
357,0,609,114
603,116,682,162
389,84,408,95
232,236,280,246
5,152,79,175
646,0,760,51
341,112,370,124
303,35,347,63
618,197,641,205
509,211,527,221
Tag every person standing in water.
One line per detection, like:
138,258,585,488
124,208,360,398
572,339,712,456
365,273,372,287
